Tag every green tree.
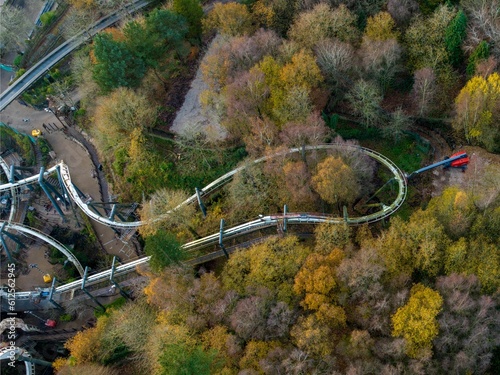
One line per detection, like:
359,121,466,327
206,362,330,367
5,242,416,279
376,211,450,278
418,0,447,15
40,11,57,27
453,72,500,151
144,230,185,271
314,222,351,254
288,3,360,48
445,10,467,68
364,11,399,41
222,236,311,304
255,50,322,125
391,284,443,358
444,237,500,294
287,3,335,49
201,326,240,372
226,163,278,222
92,33,146,92
173,0,204,40
346,79,384,127
122,9,188,91
404,5,457,70
290,309,346,357
266,0,297,37
425,187,477,239
466,41,490,77
123,20,164,67
382,108,411,141
138,188,196,237
159,343,219,375
0,5,31,52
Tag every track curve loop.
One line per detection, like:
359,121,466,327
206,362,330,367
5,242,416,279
56,143,407,228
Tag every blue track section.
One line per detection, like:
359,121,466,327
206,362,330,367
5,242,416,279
408,152,467,178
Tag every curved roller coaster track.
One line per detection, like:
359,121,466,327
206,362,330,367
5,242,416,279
1,143,407,301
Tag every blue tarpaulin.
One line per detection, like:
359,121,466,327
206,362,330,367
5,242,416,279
0,64,15,72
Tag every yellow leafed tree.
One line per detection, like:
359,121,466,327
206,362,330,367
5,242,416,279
311,156,360,206
364,11,399,41
203,2,253,37
392,283,443,358
453,72,500,151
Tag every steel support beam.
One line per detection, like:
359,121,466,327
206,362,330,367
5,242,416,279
110,256,131,299
48,277,63,310
283,204,288,232
82,267,106,312
195,187,207,217
0,222,14,263
39,167,65,219
56,165,70,208
2,229,26,249
219,219,229,259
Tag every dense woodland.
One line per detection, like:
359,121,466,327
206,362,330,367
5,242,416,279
14,0,498,373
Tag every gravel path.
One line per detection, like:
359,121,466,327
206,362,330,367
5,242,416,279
170,37,227,140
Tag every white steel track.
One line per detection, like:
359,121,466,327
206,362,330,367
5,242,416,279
2,144,407,300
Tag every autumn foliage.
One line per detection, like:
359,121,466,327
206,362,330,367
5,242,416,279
57,1,500,373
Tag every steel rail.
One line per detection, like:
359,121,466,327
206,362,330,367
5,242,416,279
56,144,407,228
0,164,59,192
0,221,84,276
0,156,18,223
2,143,407,300
0,0,152,111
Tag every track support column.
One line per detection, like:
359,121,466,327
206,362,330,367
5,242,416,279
219,219,229,259
196,187,207,217
0,222,14,263
110,256,131,300
283,204,288,233
39,167,65,220
48,277,63,310
82,267,106,313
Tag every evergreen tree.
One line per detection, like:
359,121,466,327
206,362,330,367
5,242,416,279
466,41,490,77
173,0,204,40
445,9,467,68
92,33,146,93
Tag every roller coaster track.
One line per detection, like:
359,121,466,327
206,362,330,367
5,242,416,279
0,221,85,276
0,159,85,276
0,0,152,112
57,144,407,228
1,144,407,229
0,156,17,223
0,164,60,192
0,346,35,375
1,143,407,303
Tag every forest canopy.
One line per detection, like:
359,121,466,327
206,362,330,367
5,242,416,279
52,0,500,374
